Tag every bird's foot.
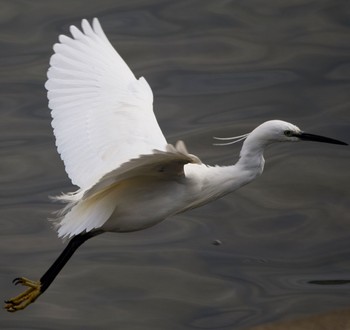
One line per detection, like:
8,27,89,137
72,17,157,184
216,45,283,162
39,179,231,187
4,277,42,312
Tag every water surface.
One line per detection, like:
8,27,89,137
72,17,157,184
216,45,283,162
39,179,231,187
1,0,349,329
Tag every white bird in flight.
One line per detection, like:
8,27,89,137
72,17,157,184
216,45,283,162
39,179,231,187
5,18,347,312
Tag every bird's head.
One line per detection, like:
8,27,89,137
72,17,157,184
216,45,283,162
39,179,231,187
214,120,347,147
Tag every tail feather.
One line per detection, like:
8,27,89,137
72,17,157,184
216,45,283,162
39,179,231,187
51,187,117,238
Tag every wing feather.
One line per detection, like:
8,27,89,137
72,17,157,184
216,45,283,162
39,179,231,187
46,18,167,189
54,141,201,238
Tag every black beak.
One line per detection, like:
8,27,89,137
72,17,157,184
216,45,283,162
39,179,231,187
296,132,348,145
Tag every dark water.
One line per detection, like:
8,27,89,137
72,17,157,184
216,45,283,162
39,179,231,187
1,0,350,329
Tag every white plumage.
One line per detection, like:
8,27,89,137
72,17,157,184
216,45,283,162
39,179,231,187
47,18,210,238
46,18,167,190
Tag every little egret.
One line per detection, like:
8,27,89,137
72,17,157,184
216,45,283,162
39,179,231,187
5,18,347,312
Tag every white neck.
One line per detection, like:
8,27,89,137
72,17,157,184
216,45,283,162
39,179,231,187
184,137,266,207
212,132,268,194
236,133,266,179
183,130,270,211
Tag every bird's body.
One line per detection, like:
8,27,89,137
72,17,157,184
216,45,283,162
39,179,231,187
56,153,259,235
55,120,270,237
4,18,347,313
92,160,261,233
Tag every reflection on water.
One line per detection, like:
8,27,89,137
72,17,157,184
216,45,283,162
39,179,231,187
0,0,349,329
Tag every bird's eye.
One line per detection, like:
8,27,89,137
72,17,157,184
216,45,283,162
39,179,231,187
284,130,293,137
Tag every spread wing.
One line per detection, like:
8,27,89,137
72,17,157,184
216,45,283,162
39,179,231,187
46,18,167,189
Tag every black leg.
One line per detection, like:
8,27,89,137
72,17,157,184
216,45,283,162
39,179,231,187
4,230,103,312
40,230,103,293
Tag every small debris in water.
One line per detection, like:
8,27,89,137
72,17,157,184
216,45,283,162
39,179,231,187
212,239,222,246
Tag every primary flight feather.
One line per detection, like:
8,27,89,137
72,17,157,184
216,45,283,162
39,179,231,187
47,18,167,190
4,18,346,312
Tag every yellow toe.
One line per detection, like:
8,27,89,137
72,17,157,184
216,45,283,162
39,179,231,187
4,277,42,312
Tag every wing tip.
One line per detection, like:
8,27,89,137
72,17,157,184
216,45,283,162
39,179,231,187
92,17,100,27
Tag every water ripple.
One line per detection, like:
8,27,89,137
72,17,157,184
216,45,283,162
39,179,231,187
0,1,349,329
